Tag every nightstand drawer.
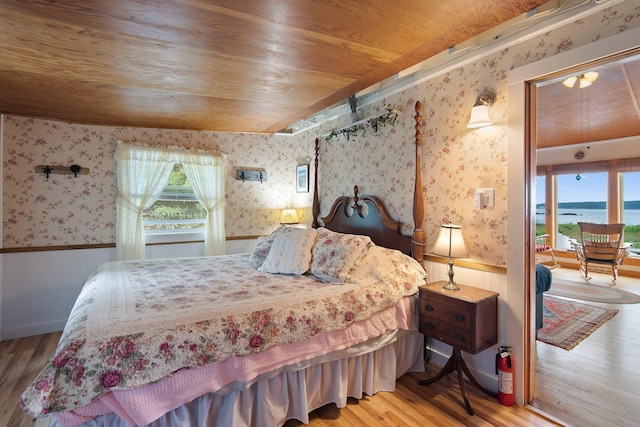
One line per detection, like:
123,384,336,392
418,282,498,354
419,295,472,331
420,320,474,351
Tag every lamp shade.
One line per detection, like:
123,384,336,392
467,105,493,128
280,209,299,224
432,223,469,259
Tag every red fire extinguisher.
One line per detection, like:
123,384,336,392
495,346,514,406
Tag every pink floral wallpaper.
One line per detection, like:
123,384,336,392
3,1,639,266
307,0,640,266
2,119,314,248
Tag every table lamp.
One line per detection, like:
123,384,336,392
432,223,469,290
280,209,300,226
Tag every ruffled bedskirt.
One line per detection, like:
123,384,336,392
50,329,424,427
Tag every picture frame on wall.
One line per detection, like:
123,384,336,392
296,164,309,193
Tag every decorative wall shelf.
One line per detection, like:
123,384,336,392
35,164,89,179
323,106,400,142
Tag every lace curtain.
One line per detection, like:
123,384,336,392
181,151,226,256
115,142,226,260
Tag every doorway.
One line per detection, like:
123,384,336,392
505,25,640,419
529,52,640,426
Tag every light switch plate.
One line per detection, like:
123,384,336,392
475,188,494,208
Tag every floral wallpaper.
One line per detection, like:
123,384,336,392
2,119,314,248
3,0,640,266
306,0,640,266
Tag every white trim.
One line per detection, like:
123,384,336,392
507,25,640,405
145,230,206,245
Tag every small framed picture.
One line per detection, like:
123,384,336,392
296,164,309,193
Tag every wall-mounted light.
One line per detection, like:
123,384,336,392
467,92,495,128
280,209,300,225
563,71,598,88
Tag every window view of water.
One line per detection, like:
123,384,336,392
535,208,640,225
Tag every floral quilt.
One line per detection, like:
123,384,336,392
21,249,425,418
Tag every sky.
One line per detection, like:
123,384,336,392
536,171,640,204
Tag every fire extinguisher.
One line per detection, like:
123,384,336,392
495,345,514,406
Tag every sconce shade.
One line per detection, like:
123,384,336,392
467,91,494,128
432,223,469,259
467,105,493,128
280,209,299,224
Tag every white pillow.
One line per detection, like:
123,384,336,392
258,228,318,275
249,225,292,267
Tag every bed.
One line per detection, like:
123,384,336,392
21,102,428,427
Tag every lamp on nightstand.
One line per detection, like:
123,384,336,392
432,223,469,290
280,209,300,226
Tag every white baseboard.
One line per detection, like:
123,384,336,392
0,320,65,341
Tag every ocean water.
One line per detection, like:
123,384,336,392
535,208,640,225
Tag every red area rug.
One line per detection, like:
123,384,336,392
537,296,618,350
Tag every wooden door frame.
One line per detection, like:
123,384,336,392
507,27,640,405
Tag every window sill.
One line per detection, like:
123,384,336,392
145,230,205,245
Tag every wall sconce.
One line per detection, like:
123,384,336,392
467,92,495,128
431,223,469,290
280,209,300,225
563,71,598,88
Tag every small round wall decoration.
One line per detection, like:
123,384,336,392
574,150,585,160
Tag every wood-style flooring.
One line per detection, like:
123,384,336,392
532,267,640,427
1,331,560,427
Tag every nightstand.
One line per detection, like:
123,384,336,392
417,281,498,415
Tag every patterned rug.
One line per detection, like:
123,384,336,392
546,276,640,304
537,296,618,350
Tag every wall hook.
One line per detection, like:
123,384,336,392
235,168,267,182
70,164,81,177
35,164,89,179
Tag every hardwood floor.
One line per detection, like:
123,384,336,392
1,332,559,427
0,332,61,427
532,267,640,427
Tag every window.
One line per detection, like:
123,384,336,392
535,175,546,237
537,162,640,256
143,163,207,233
556,172,607,249
622,171,640,252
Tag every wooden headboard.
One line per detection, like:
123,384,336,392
320,186,412,255
311,101,426,262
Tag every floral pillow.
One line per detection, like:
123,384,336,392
258,228,318,275
250,225,293,267
310,228,373,283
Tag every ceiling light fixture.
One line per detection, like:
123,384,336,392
563,71,598,88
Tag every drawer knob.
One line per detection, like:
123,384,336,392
425,304,434,311
455,334,465,342
423,323,434,330
455,314,466,322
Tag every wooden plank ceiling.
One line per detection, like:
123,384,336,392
0,0,547,133
536,54,640,149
